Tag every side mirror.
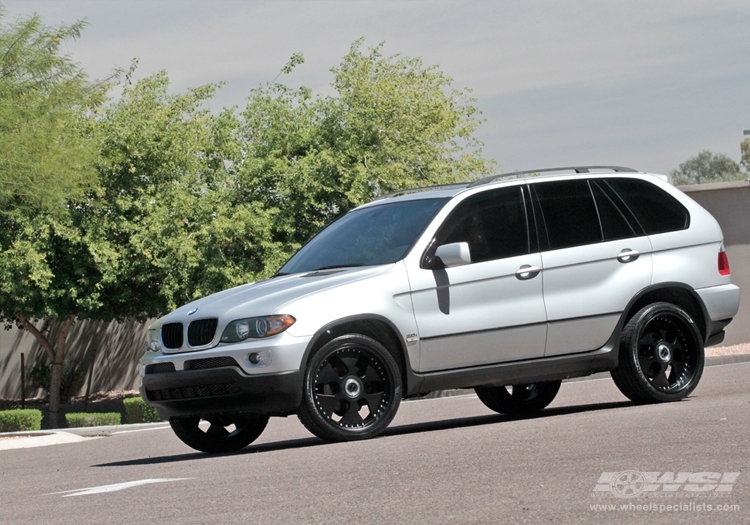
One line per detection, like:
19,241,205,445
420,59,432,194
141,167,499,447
432,242,471,268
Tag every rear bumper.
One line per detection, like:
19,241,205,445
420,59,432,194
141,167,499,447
696,283,740,347
696,284,740,322
140,367,303,420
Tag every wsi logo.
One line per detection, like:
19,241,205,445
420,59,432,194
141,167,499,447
594,471,740,498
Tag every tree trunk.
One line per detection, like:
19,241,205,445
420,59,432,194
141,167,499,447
17,313,75,429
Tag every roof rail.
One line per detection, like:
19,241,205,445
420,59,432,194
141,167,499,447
373,182,469,201
467,165,639,188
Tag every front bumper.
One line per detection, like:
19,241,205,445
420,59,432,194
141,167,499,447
140,367,303,420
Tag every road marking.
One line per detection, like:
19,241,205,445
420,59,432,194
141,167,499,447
45,478,193,497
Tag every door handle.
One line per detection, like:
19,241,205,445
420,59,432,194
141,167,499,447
617,249,640,263
515,265,540,280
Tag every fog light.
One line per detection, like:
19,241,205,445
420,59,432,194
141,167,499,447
246,350,271,367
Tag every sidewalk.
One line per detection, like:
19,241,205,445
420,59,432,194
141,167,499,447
0,422,171,451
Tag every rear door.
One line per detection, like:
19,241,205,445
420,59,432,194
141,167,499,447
532,178,653,356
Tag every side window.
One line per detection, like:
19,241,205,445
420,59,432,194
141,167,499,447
605,178,690,234
590,181,637,241
432,187,530,263
533,180,602,250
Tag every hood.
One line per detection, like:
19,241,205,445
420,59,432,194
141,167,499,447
160,265,394,324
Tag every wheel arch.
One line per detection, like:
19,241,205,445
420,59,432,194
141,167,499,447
621,282,708,343
301,314,416,394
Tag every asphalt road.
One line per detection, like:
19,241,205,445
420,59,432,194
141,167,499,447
1,362,748,525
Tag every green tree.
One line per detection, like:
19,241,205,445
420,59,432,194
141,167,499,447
740,139,749,173
0,10,106,211
239,40,496,248
91,68,283,313
0,10,109,427
671,150,742,185
0,66,279,427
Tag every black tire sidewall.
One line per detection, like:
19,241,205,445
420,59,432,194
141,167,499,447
169,415,269,453
299,334,402,442
475,380,561,415
620,302,704,402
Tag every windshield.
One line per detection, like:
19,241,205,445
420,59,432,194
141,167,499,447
278,198,449,275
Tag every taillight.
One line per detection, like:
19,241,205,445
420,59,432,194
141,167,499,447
718,249,730,276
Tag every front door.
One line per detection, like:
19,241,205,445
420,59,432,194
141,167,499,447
407,185,548,372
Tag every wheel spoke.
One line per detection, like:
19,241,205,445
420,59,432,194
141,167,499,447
359,360,382,383
206,421,230,438
362,391,384,414
511,384,535,402
339,356,358,376
316,363,341,385
315,393,342,416
339,402,365,427
650,368,670,388
637,349,659,371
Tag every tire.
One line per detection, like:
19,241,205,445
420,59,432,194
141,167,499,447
169,414,269,453
475,380,561,415
611,302,704,403
297,334,402,442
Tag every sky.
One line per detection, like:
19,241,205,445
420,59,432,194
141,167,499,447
2,0,749,176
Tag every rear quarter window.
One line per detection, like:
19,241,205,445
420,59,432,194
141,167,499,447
605,178,690,235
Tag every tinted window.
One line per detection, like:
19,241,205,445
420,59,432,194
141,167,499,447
605,178,690,234
432,187,529,263
279,198,449,275
534,180,602,250
591,181,637,241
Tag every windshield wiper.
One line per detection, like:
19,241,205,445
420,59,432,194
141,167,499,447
313,264,364,271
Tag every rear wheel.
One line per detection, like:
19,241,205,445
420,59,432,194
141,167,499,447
169,414,269,453
475,381,561,415
297,334,401,442
611,302,704,403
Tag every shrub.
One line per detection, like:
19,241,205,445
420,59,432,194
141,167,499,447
123,396,163,423
0,409,43,432
65,412,121,428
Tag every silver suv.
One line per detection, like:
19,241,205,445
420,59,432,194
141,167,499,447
139,166,740,453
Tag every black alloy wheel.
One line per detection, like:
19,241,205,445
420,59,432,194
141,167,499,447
169,414,269,453
475,380,561,415
611,302,704,403
297,334,401,442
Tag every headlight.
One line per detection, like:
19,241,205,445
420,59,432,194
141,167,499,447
220,315,296,343
145,329,162,353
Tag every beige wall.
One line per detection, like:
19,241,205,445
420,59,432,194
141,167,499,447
680,181,750,346
1,181,748,398
0,319,149,398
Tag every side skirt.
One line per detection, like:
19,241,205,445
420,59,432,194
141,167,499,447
407,341,619,396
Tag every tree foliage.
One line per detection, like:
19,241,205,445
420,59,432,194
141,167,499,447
0,10,106,211
741,139,750,173
0,10,109,426
671,150,743,185
90,68,283,313
239,39,495,247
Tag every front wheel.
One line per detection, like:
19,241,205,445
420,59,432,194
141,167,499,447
169,414,269,453
611,302,704,403
475,381,561,415
297,334,402,442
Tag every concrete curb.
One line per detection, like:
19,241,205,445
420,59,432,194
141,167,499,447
0,422,171,451
0,430,89,451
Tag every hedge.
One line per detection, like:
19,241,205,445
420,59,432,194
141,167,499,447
123,396,163,423
0,409,43,432
65,412,121,428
